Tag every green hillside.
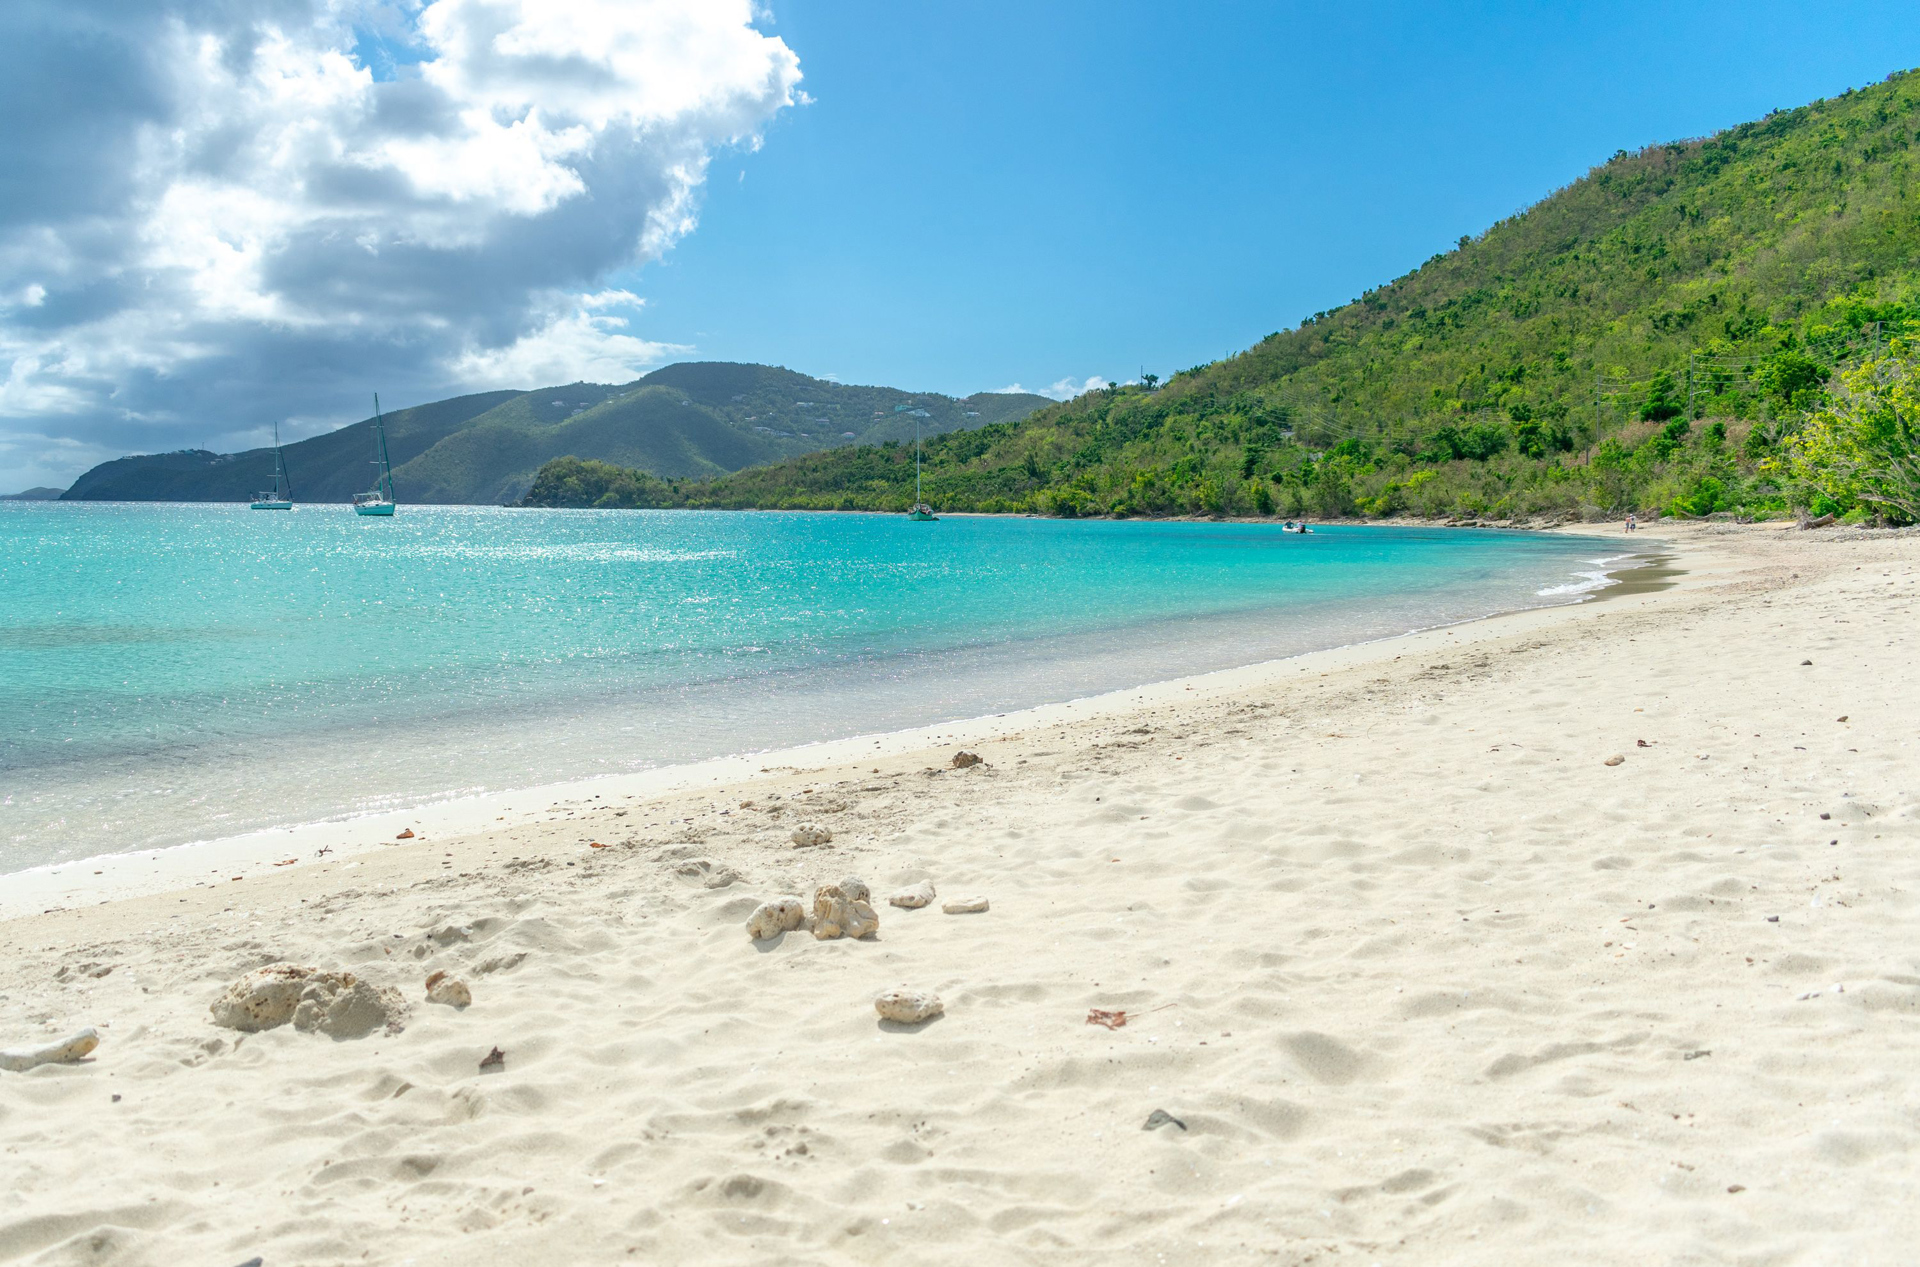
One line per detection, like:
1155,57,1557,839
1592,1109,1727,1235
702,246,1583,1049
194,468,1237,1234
60,365,1050,505
636,362,1051,448
388,384,767,504
63,392,521,503
525,71,1920,523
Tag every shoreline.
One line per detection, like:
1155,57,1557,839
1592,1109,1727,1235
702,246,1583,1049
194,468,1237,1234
0,526,1684,919
5,512,1645,882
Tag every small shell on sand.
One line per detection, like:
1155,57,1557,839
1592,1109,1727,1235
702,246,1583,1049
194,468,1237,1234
789,824,833,848
942,896,989,914
0,1028,100,1073
745,897,808,941
424,971,472,1008
889,880,936,909
811,884,879,940
211,965,408,1039
874,989,943,1024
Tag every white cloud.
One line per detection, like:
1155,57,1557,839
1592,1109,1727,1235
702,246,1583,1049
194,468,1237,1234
451,291,692,388
0,0,802,488
995,375,1128,401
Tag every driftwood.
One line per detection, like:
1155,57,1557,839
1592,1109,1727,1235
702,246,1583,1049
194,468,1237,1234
1798,512,1836,530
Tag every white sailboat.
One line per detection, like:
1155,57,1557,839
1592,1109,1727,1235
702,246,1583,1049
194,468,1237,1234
353,394,396,516
907,411,937,521
250,421,293,510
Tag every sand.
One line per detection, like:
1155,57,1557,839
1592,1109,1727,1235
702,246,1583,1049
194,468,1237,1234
2,521,1917,1266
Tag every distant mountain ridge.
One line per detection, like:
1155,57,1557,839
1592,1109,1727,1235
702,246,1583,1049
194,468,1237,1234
59,363,1049,506
1,486,64,500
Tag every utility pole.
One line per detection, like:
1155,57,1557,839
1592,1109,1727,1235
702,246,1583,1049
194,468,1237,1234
1589,370,1600,464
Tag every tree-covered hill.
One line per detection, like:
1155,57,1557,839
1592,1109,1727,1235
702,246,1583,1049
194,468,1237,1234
524,71,1920,524
60,364,1049,505
64,391,522,504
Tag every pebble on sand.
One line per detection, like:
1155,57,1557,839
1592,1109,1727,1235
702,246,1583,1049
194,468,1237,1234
874,988,943,1024
745,896,808,940
789,824,833,848
425,971,472,1008
950,751,983,769
942,896,989,914
889,880,936,909
0,1028,100,1073
811,883,880,940
210,965,409,1039
1604,755,1626,766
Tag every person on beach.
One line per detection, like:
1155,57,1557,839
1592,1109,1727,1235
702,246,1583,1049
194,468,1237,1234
1625,512,1637,533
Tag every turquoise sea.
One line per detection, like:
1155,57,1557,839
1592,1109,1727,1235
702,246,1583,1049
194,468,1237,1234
0,503,1638,871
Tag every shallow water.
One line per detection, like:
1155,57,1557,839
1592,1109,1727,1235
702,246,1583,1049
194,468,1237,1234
0,503,1637,869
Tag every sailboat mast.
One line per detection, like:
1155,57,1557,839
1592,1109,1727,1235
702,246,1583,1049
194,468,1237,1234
373,393,394,499
271,420,287,500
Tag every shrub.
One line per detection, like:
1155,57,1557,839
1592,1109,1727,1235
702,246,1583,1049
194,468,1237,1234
1782,347,1920,524
1668,475,1730,518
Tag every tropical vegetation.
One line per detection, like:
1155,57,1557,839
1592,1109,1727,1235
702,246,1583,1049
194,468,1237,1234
524,71,1920,525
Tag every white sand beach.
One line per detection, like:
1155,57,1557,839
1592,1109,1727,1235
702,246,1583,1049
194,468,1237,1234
3,521,1917,1266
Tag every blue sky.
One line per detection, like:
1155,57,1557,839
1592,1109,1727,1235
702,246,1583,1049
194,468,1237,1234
636,0,1920,397
3,0,1920,489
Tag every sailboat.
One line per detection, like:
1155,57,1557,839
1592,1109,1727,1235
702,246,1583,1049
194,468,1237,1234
250,421,293,510
906,411,937,521
352,394,396,516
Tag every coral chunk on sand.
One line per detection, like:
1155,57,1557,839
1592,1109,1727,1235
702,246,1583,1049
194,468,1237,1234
745,897,808,941
293,975,409,1039
789,824,833,848
211,965,408,1039
0,1028,100,1073
209,965,313,1032
874,989,943,1024
942,896,990,914
888,880,936,909
424,971,472,1008
811,884,879,940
